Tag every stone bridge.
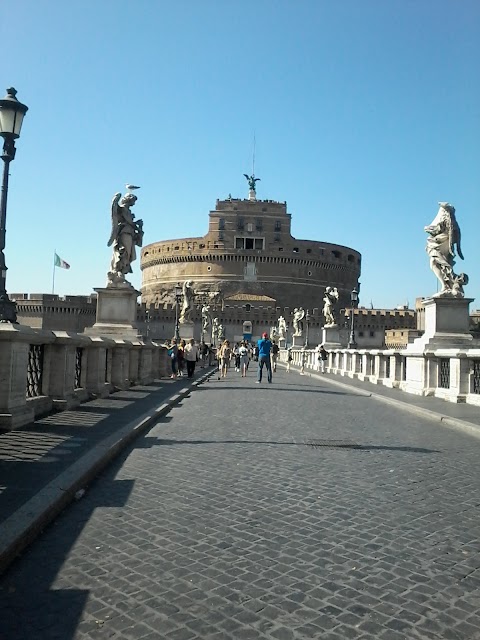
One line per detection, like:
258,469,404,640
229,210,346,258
1,348,480,639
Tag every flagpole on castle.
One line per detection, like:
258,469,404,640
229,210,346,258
52,249,56,295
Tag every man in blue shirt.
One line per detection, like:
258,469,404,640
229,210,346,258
256,332,273,384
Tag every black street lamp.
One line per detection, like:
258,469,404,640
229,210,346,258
174,283,182,341
305,309,310,347
0,88,28,322
145,309,150,339
348,287,359,349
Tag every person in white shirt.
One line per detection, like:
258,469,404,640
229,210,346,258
184,339,199,378
238,341,249,377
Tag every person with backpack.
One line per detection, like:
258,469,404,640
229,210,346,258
256,332,273,384
318,344,328,373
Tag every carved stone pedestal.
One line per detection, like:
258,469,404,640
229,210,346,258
179,323,194,341
403,296,478,400
85,286,141,340
407,297,475,352
321,325,342,350
292,335,304,348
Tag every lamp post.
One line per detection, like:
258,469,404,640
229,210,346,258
145,309,150,339
0,88,28,323
348,287,359,349
174,283,182,341
305,309,310,347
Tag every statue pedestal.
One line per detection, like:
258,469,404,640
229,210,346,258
406,297,475,352
85,286,141,340
321,325,342,349
248,190,256,201
279,338,286,350
292,334,304,347
179,323,194,341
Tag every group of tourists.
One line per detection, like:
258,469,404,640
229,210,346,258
216,333,282,384
166,334,330,382
167,338,201,379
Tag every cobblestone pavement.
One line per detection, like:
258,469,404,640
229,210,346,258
1,368,480,640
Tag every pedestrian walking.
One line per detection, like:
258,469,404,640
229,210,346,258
271,342,280,372
286,347,293,373
233,343,241,372
168,338,178,378
218,340,232,378
256,332,273,384
184,338,199,378
239,341,249,377
177,339,186,376
318,344,328,373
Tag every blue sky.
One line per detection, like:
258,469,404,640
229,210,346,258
3,0,479,310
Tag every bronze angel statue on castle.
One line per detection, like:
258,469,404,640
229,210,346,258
107,191,144,287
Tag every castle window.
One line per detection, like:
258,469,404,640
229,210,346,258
219,218,225,230
254,238,264,250
174,245,180,251
245,238,254,249
332,250,341,259
218,231,224,241
279,247,283,252
256,218,263,231
274,221,281,232
245,304,251,312
274,235,280,242
347,254,354,262
236,237,244,249
369,331,375,337
308,270,312,276
359,331,364,337
247,223,253,233
207,265,212,271
237,217,244,231
306,248,312,254
293,247,299,253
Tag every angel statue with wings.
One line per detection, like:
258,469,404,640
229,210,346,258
322,286,339,327
425,202,467,298
243,173,261,192
107,192,144,286
292,307,305,336
179,280,195,324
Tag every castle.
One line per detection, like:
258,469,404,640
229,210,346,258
140,196,361,312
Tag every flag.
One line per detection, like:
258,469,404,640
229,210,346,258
54,253,70,269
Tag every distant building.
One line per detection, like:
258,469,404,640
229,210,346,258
141,196,361,312
10,293,97,333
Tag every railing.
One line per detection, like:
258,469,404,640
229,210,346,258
279,346,480,407
0,325,173,430
27,345,44,398
74,347,83,390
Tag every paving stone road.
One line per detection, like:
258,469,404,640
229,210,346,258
1,368,480,640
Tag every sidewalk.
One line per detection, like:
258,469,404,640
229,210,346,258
0,367,215,574
286,362,480,437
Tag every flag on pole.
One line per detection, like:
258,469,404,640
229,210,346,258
54,253,70,269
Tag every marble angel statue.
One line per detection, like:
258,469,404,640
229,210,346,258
107,191,144,286
425,202,467,298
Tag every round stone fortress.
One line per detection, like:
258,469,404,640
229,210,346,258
141,196,361,311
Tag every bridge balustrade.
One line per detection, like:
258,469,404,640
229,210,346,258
0,323,169,430
279,346,480,407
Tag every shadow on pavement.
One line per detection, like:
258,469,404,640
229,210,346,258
137,436,439,454
0,477,135,639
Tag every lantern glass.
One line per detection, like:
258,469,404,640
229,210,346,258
0,88,28,138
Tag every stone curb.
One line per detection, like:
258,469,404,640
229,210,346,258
280,363,480,440
0,369,215,576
